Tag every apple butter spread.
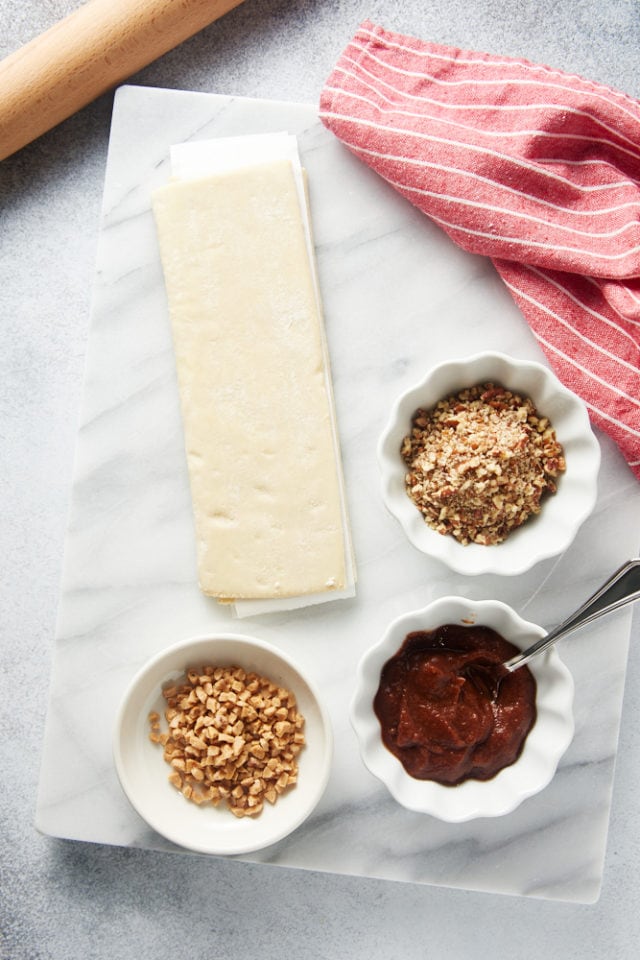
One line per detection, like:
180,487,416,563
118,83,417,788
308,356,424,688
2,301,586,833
373,625,537,785
401,383,566,546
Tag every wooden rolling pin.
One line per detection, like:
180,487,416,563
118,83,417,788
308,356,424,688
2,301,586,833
0,0,247,160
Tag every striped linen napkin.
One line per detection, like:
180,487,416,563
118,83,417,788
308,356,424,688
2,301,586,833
319,20,640,480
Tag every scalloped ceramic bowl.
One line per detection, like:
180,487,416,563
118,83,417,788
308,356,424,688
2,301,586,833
378,352,600,576
351,596,574,821
114,633,332,855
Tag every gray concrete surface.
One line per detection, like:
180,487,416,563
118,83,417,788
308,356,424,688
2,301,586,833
2,2,640,958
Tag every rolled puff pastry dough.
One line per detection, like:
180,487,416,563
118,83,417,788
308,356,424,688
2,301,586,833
152,159,350,600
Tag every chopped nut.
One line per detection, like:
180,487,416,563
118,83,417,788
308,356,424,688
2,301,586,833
401,383,565,545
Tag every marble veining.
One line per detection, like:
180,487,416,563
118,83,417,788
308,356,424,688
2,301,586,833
36,85,640,904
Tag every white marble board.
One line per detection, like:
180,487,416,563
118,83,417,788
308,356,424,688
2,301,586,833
36,85,640,903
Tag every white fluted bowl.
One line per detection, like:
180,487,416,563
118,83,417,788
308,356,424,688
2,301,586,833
378,352,600,576
351,596,574,822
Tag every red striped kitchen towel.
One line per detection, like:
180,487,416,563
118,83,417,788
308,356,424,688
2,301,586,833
319,20,640,480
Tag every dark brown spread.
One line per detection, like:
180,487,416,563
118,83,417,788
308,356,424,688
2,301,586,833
373,625,537,785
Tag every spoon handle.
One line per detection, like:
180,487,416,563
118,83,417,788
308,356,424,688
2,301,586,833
505,558,640,672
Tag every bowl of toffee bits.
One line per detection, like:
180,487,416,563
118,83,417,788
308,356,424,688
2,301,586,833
114,633,332,855
378,352,600,576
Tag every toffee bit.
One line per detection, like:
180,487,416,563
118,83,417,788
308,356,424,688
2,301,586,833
149,665,305,817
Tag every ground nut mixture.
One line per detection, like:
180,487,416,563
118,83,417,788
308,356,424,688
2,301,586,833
149,665,305,818
401,383,566,545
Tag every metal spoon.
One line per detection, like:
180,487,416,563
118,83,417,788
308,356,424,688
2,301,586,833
464,558,640,698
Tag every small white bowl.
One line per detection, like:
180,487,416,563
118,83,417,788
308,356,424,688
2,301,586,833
378,352,600,576
114,634,332,855
351,596,574,821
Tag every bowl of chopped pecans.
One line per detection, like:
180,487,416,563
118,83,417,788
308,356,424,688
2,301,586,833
114,633,332,855
378,352,600,576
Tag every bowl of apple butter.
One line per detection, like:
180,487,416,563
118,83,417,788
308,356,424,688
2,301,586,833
351,596,574,821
